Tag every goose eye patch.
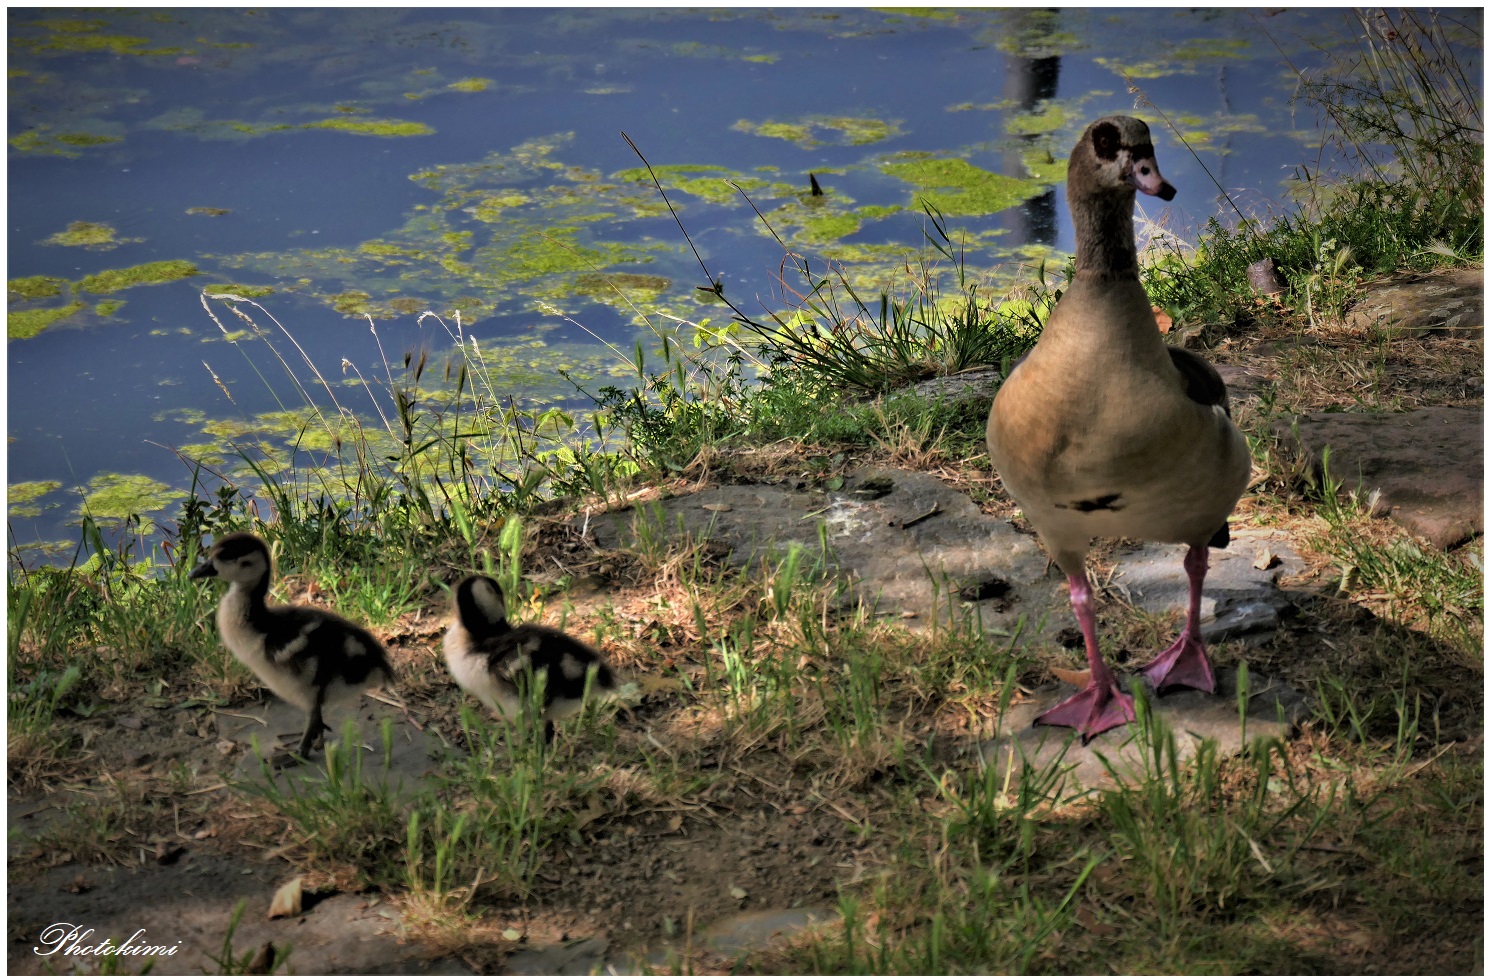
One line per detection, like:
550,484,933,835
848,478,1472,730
1092,122,1120,161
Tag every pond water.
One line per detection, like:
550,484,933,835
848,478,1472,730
6,7,1470,558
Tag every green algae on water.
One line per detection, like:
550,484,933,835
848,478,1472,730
1096,37,1250,79
8,481,62,519
573,273,671,304
448,77,493,93
11,29,184,58
1006,103,1068,136
78,473,187,532
42,221,133,249
9,129,123,157
94,299,126,317
203,283,274,298
301,117,433,137
8,276,67,300
77,260,200,294
880,157,1038,216
801,212,863,243
8,301,85,340
734,116,902,148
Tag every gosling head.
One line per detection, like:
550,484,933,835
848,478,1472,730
453,574,510,637
1070,115,1175,202
189,531,272,587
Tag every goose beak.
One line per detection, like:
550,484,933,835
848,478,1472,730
188,560,217,580
1128,156,1175,200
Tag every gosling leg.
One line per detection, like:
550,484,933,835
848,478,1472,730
294,698,328,762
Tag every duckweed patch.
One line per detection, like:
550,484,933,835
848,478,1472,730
8,276,68,301
1025,151,1066,186
7,481,63,519
330,290,374,315
301,117,434,138
877,7,960,20
880,157,1039,216
1006,103,1068,136
573,272,671,303
77,473,188,531
203,283,274,298
613,163,794,206
800,212,863,243
11,29,183,58
8,302,85,340
734,115,902,148
77,260,200,294
41,221,132,249
9,129,123,157
1097,36,1251,79
144,109,433,141
991,8,1083,58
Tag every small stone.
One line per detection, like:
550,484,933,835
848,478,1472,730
216,739,237,756
702,502,732,512
116,715,144,731
1246,257,1287,296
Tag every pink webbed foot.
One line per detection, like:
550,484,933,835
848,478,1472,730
1140,631,1216,694
1035,672,1136,743
1140,543,1218,694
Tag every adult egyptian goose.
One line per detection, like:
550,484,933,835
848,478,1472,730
444,574,618,743
986,115,1250,741
190,532,395,763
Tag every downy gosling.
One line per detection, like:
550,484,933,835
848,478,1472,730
190,532,395,763
444,574,618,742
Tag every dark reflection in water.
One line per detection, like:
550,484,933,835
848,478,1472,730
1001,9,1063,250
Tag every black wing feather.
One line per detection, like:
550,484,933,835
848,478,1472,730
1167,347,1230,417
483,625,614,706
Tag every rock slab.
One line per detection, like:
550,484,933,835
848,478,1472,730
588,470,1309,647
980,667,1310,797
585,469,1062,636
5,855,470,976
1273,405,1483,548
216,698,448,796
1107,528,1306,644
1346,266,1483,337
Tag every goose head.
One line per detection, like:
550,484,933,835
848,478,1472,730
453,574,510,637
189,531,272,587
1069,115,1175,202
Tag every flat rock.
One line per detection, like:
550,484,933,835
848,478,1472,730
215,698,448,796
5,854,469,975
1273,406,1483,549
505,906,837,975
980,667,1310,797
1107,528,1306,644
1346,266,1483,337
584,469,1062,637
902,367,1004,404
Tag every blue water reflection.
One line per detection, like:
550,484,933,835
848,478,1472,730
7,7,1444,555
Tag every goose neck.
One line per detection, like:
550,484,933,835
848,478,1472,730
1071,189,1141,282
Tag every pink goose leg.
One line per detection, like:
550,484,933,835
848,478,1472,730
1035,573,1135,742
1139,544,1217,694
